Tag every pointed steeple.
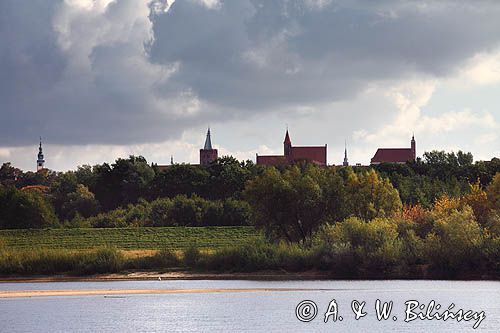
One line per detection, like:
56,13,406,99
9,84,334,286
343,140,349,166
200,127,218,166
283,128,292,156
170,155,174,165
204,127,213,150
284,129,291,145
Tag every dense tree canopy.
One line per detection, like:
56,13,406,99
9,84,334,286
0,151,499,230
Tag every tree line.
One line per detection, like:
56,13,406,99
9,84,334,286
0,151,499,230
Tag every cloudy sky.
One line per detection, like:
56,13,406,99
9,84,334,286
1,0,500,171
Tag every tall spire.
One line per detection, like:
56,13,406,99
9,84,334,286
37,137,45,171
343,139,349,166
283,128,292,156
411,133,416,161
204,127,213,150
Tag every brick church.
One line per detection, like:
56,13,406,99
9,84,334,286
199,128,218,166
370,135,416,164
256,130,327,166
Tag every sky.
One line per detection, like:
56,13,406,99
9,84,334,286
1,0,499,171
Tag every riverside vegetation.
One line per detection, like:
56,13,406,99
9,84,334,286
0,151,499,278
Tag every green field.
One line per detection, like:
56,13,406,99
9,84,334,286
0,227,261,251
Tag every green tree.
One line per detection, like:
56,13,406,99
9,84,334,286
0,186,58,229
244,165,326,243
425,205,483,275
61,184,100,221
344,169,402,220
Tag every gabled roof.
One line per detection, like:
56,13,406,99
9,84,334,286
256,155,288,166
371,148,413,164
291,146,327,165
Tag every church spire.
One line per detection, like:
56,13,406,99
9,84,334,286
204,127,213,150
200,127,218,166
37,137,45,171
343,140,349,166
283,128,292,156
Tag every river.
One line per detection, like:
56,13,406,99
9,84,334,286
1,280,499,332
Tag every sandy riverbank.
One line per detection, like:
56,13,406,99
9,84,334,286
0,287,322,298
0,270,335,284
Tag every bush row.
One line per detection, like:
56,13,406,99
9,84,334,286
76,196,252,228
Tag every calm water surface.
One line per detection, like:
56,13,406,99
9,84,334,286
1,280,499,332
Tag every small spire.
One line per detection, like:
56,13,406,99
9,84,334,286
343,139,349,166
203,127,213,150
170,155,174,165
284,129,291,145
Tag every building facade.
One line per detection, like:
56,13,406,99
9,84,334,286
256,130,327,166
370,135,416,164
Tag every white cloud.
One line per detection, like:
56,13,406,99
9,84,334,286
456,50,500,86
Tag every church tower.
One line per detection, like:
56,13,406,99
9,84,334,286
200,128,218,166
37,137,45,171
343,140,349,166
284,129,292,157
410,134,416,160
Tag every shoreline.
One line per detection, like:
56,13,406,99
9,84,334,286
0,271,335,283
0,287,321,298
1,270,499,283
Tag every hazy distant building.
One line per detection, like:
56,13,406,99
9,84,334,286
370,135,416,164
37,137,45,171
256,130,327,166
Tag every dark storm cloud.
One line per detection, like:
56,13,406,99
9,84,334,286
150,0,500,108
2,0,500,146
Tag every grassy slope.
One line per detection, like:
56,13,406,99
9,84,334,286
0,227,260,251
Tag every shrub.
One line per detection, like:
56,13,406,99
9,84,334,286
75,247,124,274
314,217,403,277
125,248,180,270
199,239,313,272
183,245,201,267
150,198,174,226
424,205,484,275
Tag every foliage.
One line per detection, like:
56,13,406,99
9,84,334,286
0,186,58,229
0,247,124,275
314,218,403,276
199,239,314,272
425,205,484,275
244,165,401,243
487,172,500,210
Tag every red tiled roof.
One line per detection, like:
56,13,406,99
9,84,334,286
256,155,288,166
291,146,327,165
371,148,413,164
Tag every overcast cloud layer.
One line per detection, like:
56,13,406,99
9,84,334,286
1,0,500,170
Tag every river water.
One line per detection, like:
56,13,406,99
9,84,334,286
1,280,499,332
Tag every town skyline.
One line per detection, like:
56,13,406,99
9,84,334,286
1,1,499,171
3,127,495,172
